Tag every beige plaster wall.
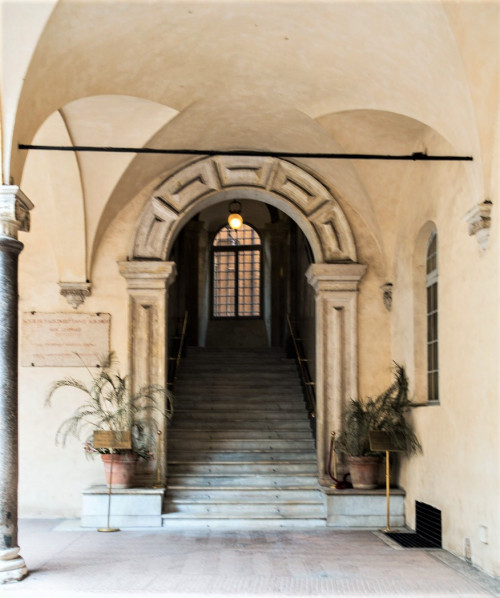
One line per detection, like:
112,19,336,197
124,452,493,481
17,181,141,517
391,154,499,576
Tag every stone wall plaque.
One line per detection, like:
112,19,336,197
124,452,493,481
21,312,110,367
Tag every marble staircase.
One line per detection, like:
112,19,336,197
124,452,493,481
163,347,325,525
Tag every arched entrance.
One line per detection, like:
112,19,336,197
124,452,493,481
119,156,366,485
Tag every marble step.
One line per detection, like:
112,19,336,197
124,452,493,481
168,450,316,462
178,362,298,371
167,473,318,487
168,462,317,474
168,460,317,474
174,390,304,399
171,410,308,422
166,487,321,500
174,391,305,407
175,398,307,408
167,438,315,450
171,420,312,430
175,406,307,417
167,429,313,440
163,501,325,518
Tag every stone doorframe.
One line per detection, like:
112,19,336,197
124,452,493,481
118,260,177,482
306,263,367,486
120,156,366,486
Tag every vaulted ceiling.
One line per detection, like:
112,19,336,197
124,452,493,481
1,0,498,277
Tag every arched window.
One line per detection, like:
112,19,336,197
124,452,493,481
426,231,439,401
212,224,262,318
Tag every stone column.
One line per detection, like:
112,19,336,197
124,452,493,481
0,186,33,583
118,260,177,482
306,263,366,486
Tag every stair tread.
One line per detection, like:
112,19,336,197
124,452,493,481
168,346,322,521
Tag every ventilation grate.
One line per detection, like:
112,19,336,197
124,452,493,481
386,501,442,549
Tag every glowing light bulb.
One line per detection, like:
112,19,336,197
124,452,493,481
228,213,243,229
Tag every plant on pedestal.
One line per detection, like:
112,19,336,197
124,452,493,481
45,353,173,488
336,364,422,489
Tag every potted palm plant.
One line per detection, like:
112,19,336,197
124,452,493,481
336,363,422,489
45,353,173,488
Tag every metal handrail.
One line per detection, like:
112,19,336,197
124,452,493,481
286,314,316,419
168,310,188,390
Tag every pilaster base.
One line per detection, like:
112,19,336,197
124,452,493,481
0,548,28,583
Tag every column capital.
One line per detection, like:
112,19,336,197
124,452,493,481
306,262,367,294
0,186,34,240
118,260,177,290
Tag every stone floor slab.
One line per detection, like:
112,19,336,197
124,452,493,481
0,520,497,597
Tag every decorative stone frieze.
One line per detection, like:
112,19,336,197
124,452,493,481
381,283,393,311
306,263,367,486
0,185,31,583
59,282,92,309
464,200,492,250
133,156,357,264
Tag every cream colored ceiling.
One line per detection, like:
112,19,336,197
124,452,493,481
12,0,481,176
1,0,497,278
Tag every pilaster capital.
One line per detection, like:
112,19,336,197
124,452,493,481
306,262,367,294
0,186,34,240
118,260,177,290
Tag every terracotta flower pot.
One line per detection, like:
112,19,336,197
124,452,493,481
101,453,137,488
347,456,381,489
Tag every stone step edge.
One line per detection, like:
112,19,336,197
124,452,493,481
166,500,322,505
162,514,326,520
167,485,320,491
168,459,316,465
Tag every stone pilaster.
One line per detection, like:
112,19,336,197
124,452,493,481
118,260,177,483
306,262,367,486
0,186,33,583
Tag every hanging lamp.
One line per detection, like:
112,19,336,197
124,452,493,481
228,200,243,230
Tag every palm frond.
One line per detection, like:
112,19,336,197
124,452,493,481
336,363,422,458
45,352,174,459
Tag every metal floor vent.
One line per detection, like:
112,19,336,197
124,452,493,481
386,501,442,548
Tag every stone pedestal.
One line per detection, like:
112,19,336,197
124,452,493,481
0,186,33,583
323,487,405,528
82,486,165,528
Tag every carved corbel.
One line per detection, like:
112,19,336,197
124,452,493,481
59,282,92,309
465,200,492,250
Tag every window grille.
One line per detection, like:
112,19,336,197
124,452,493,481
426,232,439,401
212,224,261,318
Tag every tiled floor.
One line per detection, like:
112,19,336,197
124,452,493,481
0,520,498,598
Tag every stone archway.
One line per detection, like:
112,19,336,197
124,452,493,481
120,156,366,485
132,155,357,263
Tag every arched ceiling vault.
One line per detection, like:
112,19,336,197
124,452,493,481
5,0,498,280
10,0,485,182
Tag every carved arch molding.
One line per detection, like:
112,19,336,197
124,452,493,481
133,155,357,263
